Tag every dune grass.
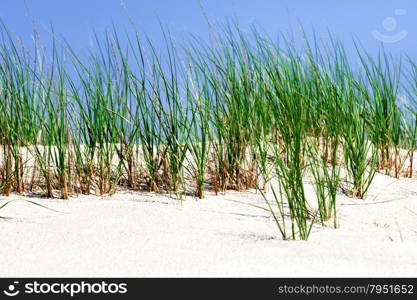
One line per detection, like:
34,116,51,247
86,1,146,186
0,21,416,239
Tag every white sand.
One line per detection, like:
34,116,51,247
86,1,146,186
0,172,416,277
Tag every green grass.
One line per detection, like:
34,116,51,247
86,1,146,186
0,21,416,240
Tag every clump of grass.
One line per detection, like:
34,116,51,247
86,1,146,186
123,34,162,192
265,43,314,240
184,63,212,198
357,47,405,178
147,31,191,199
342,102,378,199
308,141,340,227
0,23,41,196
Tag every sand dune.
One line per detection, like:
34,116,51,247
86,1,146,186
0,171,416,277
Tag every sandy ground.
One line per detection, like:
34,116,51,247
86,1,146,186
0,172,416,277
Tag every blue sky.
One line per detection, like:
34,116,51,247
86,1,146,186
1,0,416,60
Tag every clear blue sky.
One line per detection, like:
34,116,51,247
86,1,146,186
1,0,416,61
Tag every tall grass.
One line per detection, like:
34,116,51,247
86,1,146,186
0,21,416,239
185,63,212,198
357,47,404,178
